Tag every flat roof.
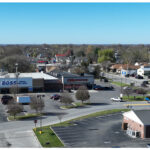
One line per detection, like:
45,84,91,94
0,72,58,80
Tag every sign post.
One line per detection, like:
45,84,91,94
34,119,37,131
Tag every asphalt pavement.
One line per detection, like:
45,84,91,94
0,79,150,147
52,112,149,148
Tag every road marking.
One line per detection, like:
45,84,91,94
124,104,150,106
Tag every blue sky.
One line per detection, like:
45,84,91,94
0,3,150,44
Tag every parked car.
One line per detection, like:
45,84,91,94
103,86,114,90
1,95,13,105
125,74,130,78
141,83,148,87
93,85,104,90
130,73,136,77
135,75,144,79
110,97,123,102
145,96,150,103
50,94,61,100
142,81,149,85
104,78,108,82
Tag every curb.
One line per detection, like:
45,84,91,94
50,126,65,147
32,129,42,148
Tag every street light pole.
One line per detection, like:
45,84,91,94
15,63,18,94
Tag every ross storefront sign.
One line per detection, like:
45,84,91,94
0,78,32,88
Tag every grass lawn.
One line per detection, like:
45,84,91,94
111,81,129,87
123,95,145,101
33,126,64,148
33,108,129,147
8,113,42,121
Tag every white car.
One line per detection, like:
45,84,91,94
110,97,123,102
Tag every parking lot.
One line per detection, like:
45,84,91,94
52,112,150,148
0,82,121,123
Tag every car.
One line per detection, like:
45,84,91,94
103,78,108,82
141,83,148,87
125,74,130,77
142,81,149,85
145,96,150,103
50,94,61,100
93,85,104,90
130,73,136,77
110,97,123,102
147,144,150,148
103,86,114,90
1,95,13,105
135,75,144,79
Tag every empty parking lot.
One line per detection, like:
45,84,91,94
52,113,150,148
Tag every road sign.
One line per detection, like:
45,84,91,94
34,120,37,123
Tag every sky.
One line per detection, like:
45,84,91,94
0,3,150,44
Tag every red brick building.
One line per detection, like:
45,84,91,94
122,110,150,139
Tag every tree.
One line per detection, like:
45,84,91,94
10,85,18,99
75,86,90,104
136,88,147,99
7,101,23,119
60,92,74,106
98,49,115,63
123,87,133,99
0,55,34,73
30,96,45,114
93,65,100,78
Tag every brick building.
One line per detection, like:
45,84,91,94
122,110,150,139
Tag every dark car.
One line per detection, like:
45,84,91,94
125,74,130,77
104,86,114,90
130,73,136,77
142,81,149,85
93,85,104,90
141,83,148,87
1,95,13,105
135,75,144,79
50,94,61,100
103,78,108,82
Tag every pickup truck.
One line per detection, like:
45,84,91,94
110,97,123,102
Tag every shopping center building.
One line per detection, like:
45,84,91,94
0,72,62,93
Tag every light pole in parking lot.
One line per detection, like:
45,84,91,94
37,94,45,130
15,63,19,94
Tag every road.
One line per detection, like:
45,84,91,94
0,81,150,147
105,72,148,87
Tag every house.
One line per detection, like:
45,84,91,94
110,64,139,75
55,50,71,63
120,64,140,76
122,110,150,139
137,64,150,77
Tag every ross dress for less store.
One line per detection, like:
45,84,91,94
0,72,62,93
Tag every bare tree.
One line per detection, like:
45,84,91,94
10,85,18,99
75,86,90,104
136,88,147,99
60,92,74,106
30,96,45,114
7,101,23,119
123,87,133,99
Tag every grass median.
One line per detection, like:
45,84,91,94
123,95,145,101
33,108,129,147
111,81,129,87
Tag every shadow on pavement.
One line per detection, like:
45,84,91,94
88,103,110,106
